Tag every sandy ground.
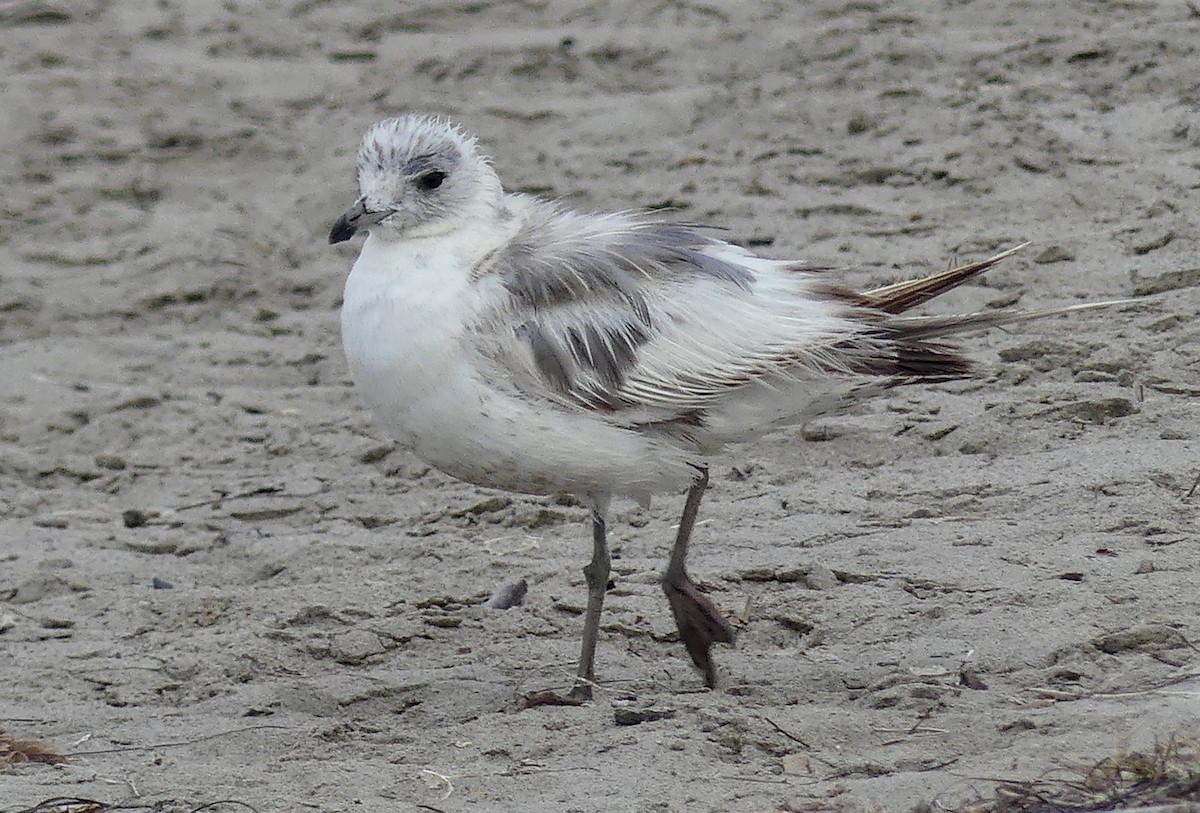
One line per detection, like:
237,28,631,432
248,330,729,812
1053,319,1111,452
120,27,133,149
2,1,1199,811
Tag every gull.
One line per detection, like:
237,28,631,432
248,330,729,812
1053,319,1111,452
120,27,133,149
329,113,1113,699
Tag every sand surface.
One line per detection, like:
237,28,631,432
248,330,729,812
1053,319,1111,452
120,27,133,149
2,1,1199,811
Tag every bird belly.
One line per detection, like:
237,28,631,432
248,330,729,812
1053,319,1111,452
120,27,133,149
341,241,695,499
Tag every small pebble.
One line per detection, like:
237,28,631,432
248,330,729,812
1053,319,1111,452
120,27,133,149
95,453,127,470
152,577,174,590
1032,245,1074,264
846,110,872,135
122,509,148,528
489,579,528,610
960,669,988,690
329,629,387,665
1131,229,1175,255
33,516,69,529
614,706,677,726
358,442,394,464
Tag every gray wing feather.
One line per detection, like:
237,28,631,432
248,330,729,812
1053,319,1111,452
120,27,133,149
472,200,1041,434
483,202,758,413
496,204,753,324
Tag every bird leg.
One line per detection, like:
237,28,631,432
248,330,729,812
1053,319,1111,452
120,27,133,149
662,468,734,688
569,507,611,700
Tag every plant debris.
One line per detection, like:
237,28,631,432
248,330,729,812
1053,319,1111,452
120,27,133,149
963,737,1200,812
0,728,68,768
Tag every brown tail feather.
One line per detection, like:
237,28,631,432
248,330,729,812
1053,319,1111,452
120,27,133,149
832,303,1136,386
808,245,1133,387
862,244,1029,314
839,336,975,382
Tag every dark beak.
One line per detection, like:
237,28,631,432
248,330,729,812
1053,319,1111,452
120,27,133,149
329,198,366,244
329,198,383,245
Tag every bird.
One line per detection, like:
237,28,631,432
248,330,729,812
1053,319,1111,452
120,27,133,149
328,113,1113,699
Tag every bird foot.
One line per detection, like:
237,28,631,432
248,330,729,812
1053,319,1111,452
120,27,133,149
662,571,735,688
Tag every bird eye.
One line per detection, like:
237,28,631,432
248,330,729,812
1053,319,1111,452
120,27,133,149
417,170,446,191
